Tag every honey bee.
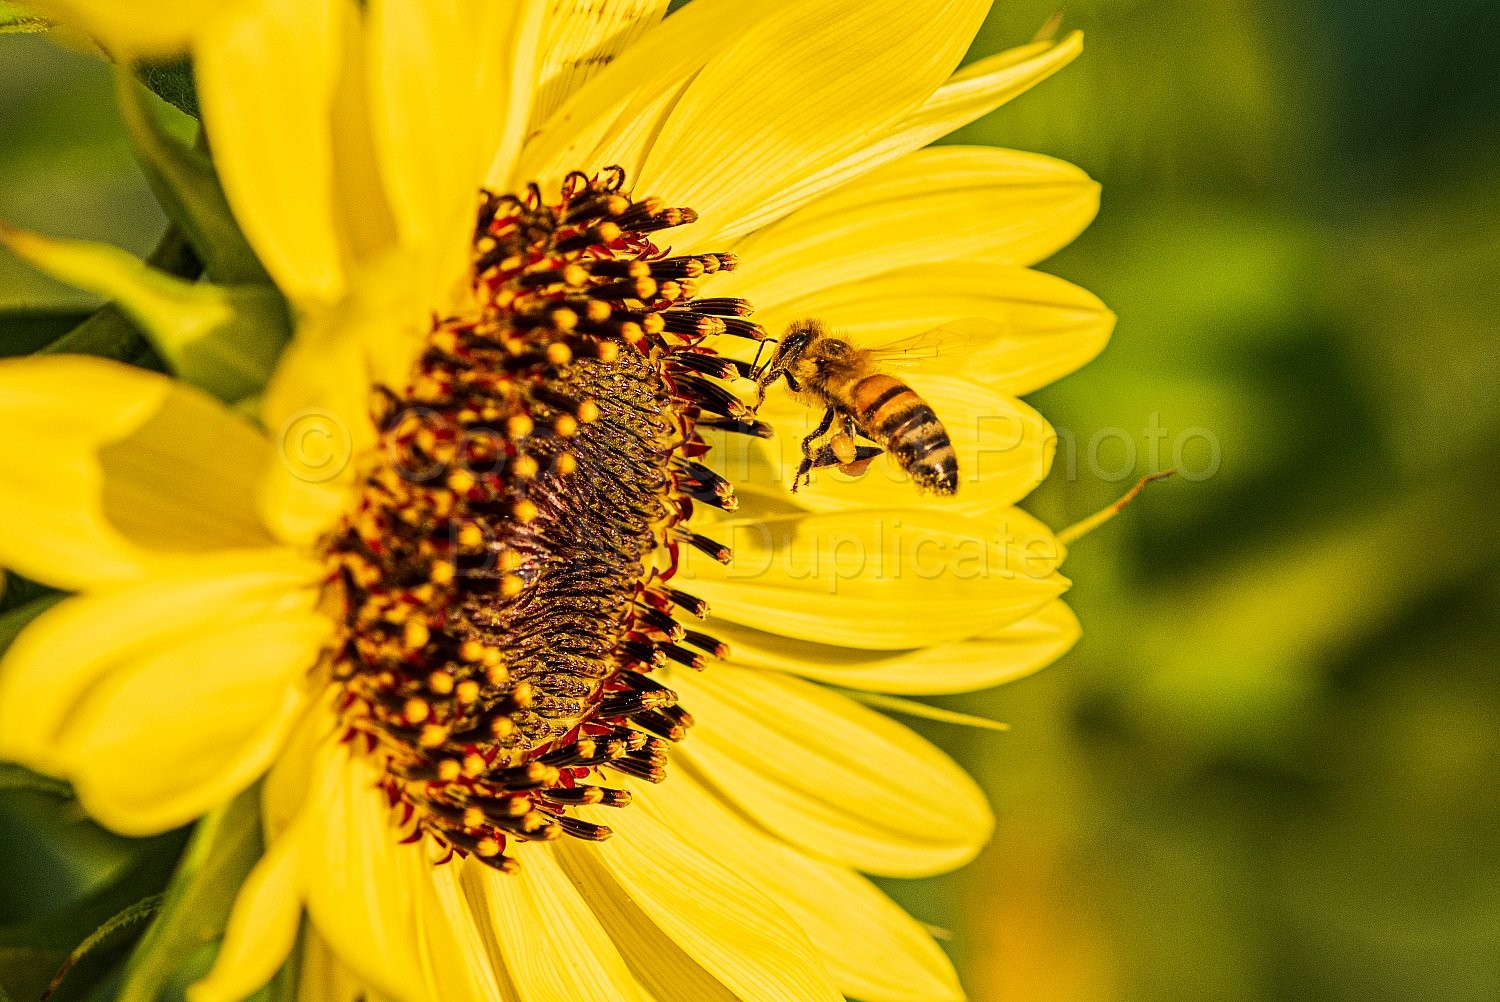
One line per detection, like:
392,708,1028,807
754,319,983,496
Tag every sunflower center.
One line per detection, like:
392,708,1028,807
321,169,771,871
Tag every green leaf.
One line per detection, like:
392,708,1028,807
39,306,165,371
41,895,164,1001
134,58,199,120
0,3,47,34
0,592,64,657
37,224,200,371
0,571,59,614
114,69,265,285
0,763,71,801
0,808,188,1002
2,225,291,402
0,308,92,356
118,784,263,1002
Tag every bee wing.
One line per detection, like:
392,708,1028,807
866,319,998,376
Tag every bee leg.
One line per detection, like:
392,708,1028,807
793,408,836,492
829,414,861,465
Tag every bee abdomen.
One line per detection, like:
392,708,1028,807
852,375,958,496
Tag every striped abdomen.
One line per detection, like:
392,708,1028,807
851,373,958,495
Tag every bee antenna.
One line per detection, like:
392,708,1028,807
750,337,778,374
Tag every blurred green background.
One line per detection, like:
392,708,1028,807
2,1,1498,999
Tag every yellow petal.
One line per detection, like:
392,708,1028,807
0,355,281,590
188,820,307,1002
366,0,477,308
715,146,1100,308
716,598,1082,695
636,0,990,251
729,31,1084,239
515,0,784,186
415,864,509,1002
752,262,1115,396
261,691,340,840
677,507,1067,649
747,374,1055,517
296,928,367,1002
556,809,843,1002
465,849,651,1002
302,745,432,1002
668,663,994,877
529,1,671,127
45,602,323,835
0,548,319,774
257,264,429,547
476,3,551,196
196,0,348,307
639,771,963,1002
25,0,233,56
369,1,548,310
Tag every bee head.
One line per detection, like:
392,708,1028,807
775,325,822,365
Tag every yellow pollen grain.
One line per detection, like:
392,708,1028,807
476,837,502,858
606,194,630,215
412,376,444,402
546,342,573,366
618,322,644,345
463,806,486,829
597,222,622,243
463,752,487,777
447,468,476,494
438,758,462,782
507,414,534,439
428,670,455,695
556,452,578,475
512,498,539,524
489,715,515,738
596,340,619,363
429,560,455,585
554,414,579,437
659,280,682,301
551,309,579,333
403,698,430,724
634,277,658,299
510,681,534,709
418,724,449,748
512,454,539,479
586,300,612,322
563,263,588,286
458,523,485,549
576,400,600,423
501,574,525,598
456,679,481,703
404,619,430,650
460,639,485,662
499,550,523,572
642,313,665,335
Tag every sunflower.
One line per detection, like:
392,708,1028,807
0,1,1112,1000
